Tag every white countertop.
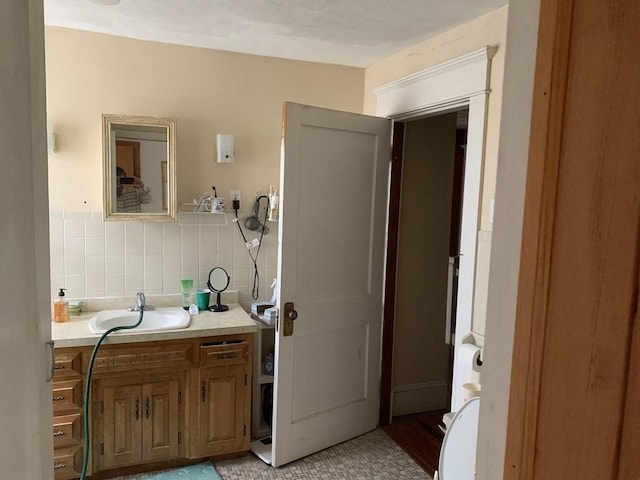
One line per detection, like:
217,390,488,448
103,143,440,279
52,304,257,348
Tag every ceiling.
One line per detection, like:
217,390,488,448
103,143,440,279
43,0,507,68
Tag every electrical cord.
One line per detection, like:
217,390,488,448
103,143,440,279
80,309,145,480
234,196,270,300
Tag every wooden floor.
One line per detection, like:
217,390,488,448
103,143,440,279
383,410,446,477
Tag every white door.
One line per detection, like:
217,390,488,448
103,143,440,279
271,102,392,466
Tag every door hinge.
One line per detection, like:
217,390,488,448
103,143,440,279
178,391,182,404
243,424,246,436
201,381,206,403
100,400,104,414
244,374,247,386
178,431,182,444
100,443,104,456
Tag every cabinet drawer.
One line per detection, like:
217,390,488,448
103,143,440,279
53,445,82,480
86,343,194,373
54,351,82,379
53,413,82,449
52,379,83,413
200,340,249,367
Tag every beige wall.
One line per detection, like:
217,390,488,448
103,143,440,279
45,27,364,213
363,6,508,336
44,27,364,306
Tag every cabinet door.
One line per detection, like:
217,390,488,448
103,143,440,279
198,364,249,456
142,380,180,462
102,384,142,469
101,385,142,468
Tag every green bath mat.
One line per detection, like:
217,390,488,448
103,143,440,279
147,461,222,479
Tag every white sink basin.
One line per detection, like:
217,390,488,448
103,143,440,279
89,307,191,334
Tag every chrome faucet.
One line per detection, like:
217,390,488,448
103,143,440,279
128,292,155,312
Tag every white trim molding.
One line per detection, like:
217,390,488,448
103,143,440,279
392,381,450,416
373,46,497,119
374,46,497,412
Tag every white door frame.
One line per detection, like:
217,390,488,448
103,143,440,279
373,46,496,411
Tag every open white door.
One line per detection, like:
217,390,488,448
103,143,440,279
271,102,392,466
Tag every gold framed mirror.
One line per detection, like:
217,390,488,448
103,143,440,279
102,114,177,221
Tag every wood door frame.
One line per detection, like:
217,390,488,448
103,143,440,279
375,47,496,423
504,0,640,477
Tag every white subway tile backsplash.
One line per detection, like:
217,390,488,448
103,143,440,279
86,274,106,296
105,222,125,256
198,253,217,272
64,219,85,238
181,253,199,273
50,256,64,276
65,237,85,256
105,273,125,297
86,237,105,256
125,274,144,295
163,271,181,294
217,225,234,254
106,255,125,274
163,222,181,255
181,225,199,253
125,255,144,275
85,219,105,238
144,223,163,254
64,274,86,298
65,256,85,275
125,223,144,254
50,233,64,258
145,254,163,273
144,271,163,291
49,211,279,301
199,227,217,253
86,256,105,275
217,253,233,271
163,253,180,274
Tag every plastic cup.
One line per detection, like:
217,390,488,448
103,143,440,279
195,289,211,311
462,382,481,402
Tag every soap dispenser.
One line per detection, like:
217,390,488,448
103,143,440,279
53,288,70,323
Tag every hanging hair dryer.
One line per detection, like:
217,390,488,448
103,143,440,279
244,195,270,234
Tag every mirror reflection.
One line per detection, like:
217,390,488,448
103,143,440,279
102,114,176,221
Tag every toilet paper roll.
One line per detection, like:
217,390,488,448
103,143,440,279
453,344,482,411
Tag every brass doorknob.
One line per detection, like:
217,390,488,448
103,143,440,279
288,309,298,321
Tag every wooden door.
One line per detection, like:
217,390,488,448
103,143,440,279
504,0,640,478
272,102,391,466
198,364,249,456
115,140,140,178
101,384,142,469
141,380,181,462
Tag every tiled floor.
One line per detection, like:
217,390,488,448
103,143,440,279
117,429,431,480
215,429,430,480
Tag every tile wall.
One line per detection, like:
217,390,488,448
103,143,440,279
49,211,279,309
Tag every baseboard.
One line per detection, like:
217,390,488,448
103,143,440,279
392,380,449,416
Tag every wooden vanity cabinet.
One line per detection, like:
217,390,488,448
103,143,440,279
94,373,183,470
193,338,252,457
53,333,252,479
52,351,84,480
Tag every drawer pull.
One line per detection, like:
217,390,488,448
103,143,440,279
53,430,65,437
54,364,66,370
214,353,239,360
53,463,66,470
53,396,66,401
